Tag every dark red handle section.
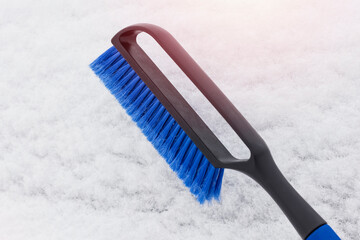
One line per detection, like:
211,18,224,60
112,23,268,157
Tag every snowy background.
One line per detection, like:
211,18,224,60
1,0,359,239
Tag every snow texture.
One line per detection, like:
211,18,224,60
0,0,359,239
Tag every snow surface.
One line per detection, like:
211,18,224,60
1,0,359,239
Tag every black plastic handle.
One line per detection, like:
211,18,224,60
111,24,327,239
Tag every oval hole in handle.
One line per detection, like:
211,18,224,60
137,32,251,160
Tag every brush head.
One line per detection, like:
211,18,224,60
90,47,224,203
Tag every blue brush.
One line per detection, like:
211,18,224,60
90,46,224,203
90,24,341,239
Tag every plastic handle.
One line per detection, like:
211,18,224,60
307,225,341,240
111,23,268,157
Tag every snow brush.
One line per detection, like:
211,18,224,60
90,24,341,240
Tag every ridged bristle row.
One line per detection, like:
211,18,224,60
90,46,224,203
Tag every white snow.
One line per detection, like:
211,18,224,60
0,0,359,239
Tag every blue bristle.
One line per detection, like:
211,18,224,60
184,149,203,186
153,118,175,148
123,81,146,108
137,101,161,129
190,157,210,196
160,124,182,158
178,143,197,179
143,106,167,140
117,76,141,99
214,168,224,199
132,94,156,122
197,166,216,203
170,137,192,171
126,88,152,115
90,47,119,72
207,168,220,200
109,65,133,88
149,112,170,142
167,131,187,162
95,53,121,77
90,46,225,203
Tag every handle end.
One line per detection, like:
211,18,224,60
306,225,341,240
